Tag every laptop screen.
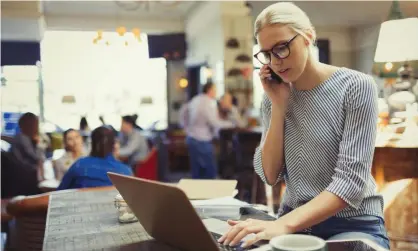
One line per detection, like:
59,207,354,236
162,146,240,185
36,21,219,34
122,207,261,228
327,240,381,251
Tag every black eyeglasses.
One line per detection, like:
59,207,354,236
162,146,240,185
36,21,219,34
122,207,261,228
254,34,299,65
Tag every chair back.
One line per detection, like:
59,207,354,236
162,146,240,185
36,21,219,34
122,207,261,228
135,147,158,181
233,131,262,171
6,193,49,251
382,178,418,250
1,135,14,145
218,129,237,177
6,187,114,251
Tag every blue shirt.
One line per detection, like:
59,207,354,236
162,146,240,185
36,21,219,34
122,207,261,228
57,154,132,190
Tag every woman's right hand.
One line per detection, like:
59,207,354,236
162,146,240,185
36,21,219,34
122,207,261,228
33,134,41,145
113,141,121,159
259,65,291,110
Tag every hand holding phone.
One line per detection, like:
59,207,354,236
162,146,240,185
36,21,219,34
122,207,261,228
259,65,291,109
268,68,283,84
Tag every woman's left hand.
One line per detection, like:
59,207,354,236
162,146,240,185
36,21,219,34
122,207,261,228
217,218,293,248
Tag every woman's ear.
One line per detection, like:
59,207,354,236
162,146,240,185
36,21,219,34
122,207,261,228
304,32,313,46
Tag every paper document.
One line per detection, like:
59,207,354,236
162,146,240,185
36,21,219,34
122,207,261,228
192,197,248,220
178,179,238,199
191,196,249,207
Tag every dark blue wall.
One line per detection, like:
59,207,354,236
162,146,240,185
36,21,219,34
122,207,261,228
1,41,40,66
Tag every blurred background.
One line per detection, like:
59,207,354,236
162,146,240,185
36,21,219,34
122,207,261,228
1,1,418,250
2,1,417,132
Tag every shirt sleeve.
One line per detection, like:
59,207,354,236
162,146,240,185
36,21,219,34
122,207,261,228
205,99,235,129
179,103,189,129
12,134,42,165
253,94,286,186
119,132,142,157
229,106,247,127
326,76,378,209
136,135,149,161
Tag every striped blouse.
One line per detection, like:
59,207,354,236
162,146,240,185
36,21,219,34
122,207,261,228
253,67,384,219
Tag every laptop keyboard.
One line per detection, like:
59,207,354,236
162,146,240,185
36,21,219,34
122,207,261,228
211,232,255,251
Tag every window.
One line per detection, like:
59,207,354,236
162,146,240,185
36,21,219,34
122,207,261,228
41,30,168,130
252,44,320,111
1,65,40,114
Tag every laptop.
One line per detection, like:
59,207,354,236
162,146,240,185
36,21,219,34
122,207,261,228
107,172,264,251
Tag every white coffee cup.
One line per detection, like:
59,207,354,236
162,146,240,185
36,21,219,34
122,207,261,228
270,234,327,251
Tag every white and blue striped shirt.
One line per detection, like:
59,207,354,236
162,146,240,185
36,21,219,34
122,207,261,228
254,67,384,218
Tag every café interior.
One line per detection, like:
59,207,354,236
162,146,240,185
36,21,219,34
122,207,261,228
1,1,418,251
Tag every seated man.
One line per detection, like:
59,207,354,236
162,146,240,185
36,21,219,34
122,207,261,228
118,115,149,167
57,127,132,190
218,92,247,128
53,129,86,181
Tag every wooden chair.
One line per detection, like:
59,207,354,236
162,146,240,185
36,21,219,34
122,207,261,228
232,131,265,204
166,130,189,172
135,147,158,181
372,147,418,190
218,128,238,179
6,186,114,251
373,146,418,250
381,179,418,251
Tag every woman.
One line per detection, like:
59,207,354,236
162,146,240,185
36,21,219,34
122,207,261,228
7,112,44,195
218,2,389,249
57,126,132,190
118,115,149,167
10,113,43,169
53,129,86,181
79,116,90,134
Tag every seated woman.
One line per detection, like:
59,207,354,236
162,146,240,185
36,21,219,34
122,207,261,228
118,115,149,167
53,129,86,181
7,112,44,196
57,126,132,190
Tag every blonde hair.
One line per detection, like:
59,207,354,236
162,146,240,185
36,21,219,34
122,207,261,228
254,2,316,45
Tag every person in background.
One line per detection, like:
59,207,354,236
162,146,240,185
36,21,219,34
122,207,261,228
37,131,51,156
53,129,86,181
57,126,132,190
10,113,44,180
118,115,149,167
218,2,389,249
99,115,118,135
79,116,90,135
79,116,91,149
180,82,235,179
8,112,44,195
218,92,247,128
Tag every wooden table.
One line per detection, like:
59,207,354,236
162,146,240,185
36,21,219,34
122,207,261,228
42,189,388,251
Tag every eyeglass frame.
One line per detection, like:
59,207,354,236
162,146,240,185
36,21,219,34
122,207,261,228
253,34,299,65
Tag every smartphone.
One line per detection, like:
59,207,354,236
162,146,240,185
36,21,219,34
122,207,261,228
268,67,283,84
